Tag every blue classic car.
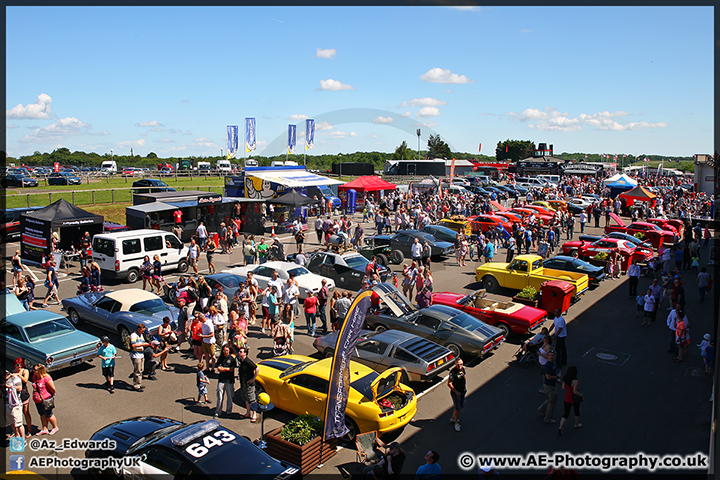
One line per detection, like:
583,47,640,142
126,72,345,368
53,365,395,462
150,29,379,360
61,289,178,348
3,293,100,371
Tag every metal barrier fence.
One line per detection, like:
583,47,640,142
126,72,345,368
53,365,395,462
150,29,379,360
6,185,224,208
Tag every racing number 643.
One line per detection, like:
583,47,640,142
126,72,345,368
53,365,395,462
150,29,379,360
186,430,236,458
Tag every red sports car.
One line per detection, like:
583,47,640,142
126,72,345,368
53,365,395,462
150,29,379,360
560,237,654,271
467,214,514,234
604,213,675,248
431,289,547,338
521,205,558,220
647,218,684,238
493,211,525,225
510,207,552,225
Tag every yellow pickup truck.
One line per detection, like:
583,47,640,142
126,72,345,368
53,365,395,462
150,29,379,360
475,254,589,299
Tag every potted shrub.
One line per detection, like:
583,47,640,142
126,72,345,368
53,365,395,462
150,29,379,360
264,414,337,475
589,251,610,272
513,286,540,308
634,232,647,241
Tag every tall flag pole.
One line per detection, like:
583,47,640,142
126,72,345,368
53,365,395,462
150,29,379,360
323,290,373,441
226,125,238,160
287,124,296,161
244,118,256,159
305,119,315,167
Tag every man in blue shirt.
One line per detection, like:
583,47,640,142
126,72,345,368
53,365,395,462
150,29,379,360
97,336,118,393
416,450,442,480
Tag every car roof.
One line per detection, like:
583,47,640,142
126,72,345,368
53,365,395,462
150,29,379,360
373,329,420,343
4,310,70,328
260,261,306,270
105,289,159,304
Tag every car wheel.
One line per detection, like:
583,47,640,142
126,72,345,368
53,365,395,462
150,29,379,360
118,326,131,350
324,349,334,358
374,324,388,333
177,259,189,273
68,308,82,325
569,249,578,257
375,253,388,266
342,417,359,443
483,276,500,293
125,268,139,284
389,249,404,264
447,343,462,359
495,322,511,339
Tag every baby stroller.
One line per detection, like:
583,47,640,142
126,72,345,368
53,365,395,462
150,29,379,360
515,341,540,368
272,323,292,356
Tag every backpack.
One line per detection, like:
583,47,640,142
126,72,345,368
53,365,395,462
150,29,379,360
186,288,198,302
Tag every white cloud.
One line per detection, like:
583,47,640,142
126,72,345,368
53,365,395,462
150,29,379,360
20,117,91,143
349,131,358,137
369,133,379,138
191,137,217,148
318,79,355,91
136,120,164,127
316,121,334,131
400,97,447,108
157,138,174,143
118,139,146,148
7,93,53,119
400,111,412,117
327,131,348,139
140,132,148,137
419,67,474,84
91,130,110,136
444,89,453,93
372,116,394,124
510,106,668,132
289,114,308,121
417,107,441,118
7,124,18,129
315,48,336,59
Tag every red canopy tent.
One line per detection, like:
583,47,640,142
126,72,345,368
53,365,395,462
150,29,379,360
618,185,657,207
338,175,397,205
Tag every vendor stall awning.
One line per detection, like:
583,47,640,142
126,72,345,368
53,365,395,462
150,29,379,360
126,202,178,214
245,169,343,188
338,175,397,192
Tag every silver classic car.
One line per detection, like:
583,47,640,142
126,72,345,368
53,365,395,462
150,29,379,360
3,293,100,371
312,329,456,382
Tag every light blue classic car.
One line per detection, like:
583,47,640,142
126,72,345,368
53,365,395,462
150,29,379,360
61,288,178,348
3,293,101,372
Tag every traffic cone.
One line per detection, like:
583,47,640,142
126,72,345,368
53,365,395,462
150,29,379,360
271,226,275,237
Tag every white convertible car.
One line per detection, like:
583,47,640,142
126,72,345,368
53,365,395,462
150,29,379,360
222,261,335,299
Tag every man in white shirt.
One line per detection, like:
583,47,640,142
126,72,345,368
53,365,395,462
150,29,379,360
315,216,324,244
549,309,567,368
411,237,423,263
666,305,688,354
130,324,149,391
283,275,300,316
267,270,284,293
196,222,208,251
627,259,642,297
200,313,216,371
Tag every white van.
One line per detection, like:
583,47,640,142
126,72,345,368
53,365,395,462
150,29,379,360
537,174,560,185
91,229,189,283
216,159,232,173
100,160,117,174
245,159,258,168
196,162,212,173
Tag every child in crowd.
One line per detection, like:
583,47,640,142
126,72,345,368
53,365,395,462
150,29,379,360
635,292,645,318
196,362,210,405
691,255,700,274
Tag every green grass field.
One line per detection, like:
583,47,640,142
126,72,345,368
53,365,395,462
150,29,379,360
5,175,225,209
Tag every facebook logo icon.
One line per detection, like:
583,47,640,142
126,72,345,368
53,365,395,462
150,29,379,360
9,455,25,470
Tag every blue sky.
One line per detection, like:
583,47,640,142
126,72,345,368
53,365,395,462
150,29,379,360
5,6,713,159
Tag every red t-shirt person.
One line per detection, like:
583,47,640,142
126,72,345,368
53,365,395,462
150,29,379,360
173,209,183,224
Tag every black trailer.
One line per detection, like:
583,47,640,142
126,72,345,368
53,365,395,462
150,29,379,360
384,160,445,176
331,162,375,176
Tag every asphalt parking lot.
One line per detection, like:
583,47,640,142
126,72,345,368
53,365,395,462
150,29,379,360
3,215,714,477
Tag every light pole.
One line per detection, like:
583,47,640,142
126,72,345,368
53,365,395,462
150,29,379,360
110,149,113,163
416,129,421,160
220,148,224,159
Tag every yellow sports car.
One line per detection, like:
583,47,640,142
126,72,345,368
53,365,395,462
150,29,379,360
256,355,417,440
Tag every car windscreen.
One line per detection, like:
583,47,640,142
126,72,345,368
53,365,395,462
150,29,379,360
278,361,314,379
286,267,310,277
25,318,76,342
129,298,169,315
447,311,489,333
215,275,244,288
345,255,369,269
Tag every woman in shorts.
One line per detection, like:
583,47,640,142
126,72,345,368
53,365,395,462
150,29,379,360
13,358,33,437
32,364,58,435
152,254,165,293
190,315,204,360
140,255,153,291
206,237,217,274
12,250,24,288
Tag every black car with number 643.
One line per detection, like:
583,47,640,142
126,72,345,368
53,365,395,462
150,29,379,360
86,416,300,479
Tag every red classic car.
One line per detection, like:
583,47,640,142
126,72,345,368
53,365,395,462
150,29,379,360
560,237,654,271
647,218,684,238
510,207,552,225
431,289,547,338
493,211,525,225
604,213,675,248
521,205,558,220
466,214,514,234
